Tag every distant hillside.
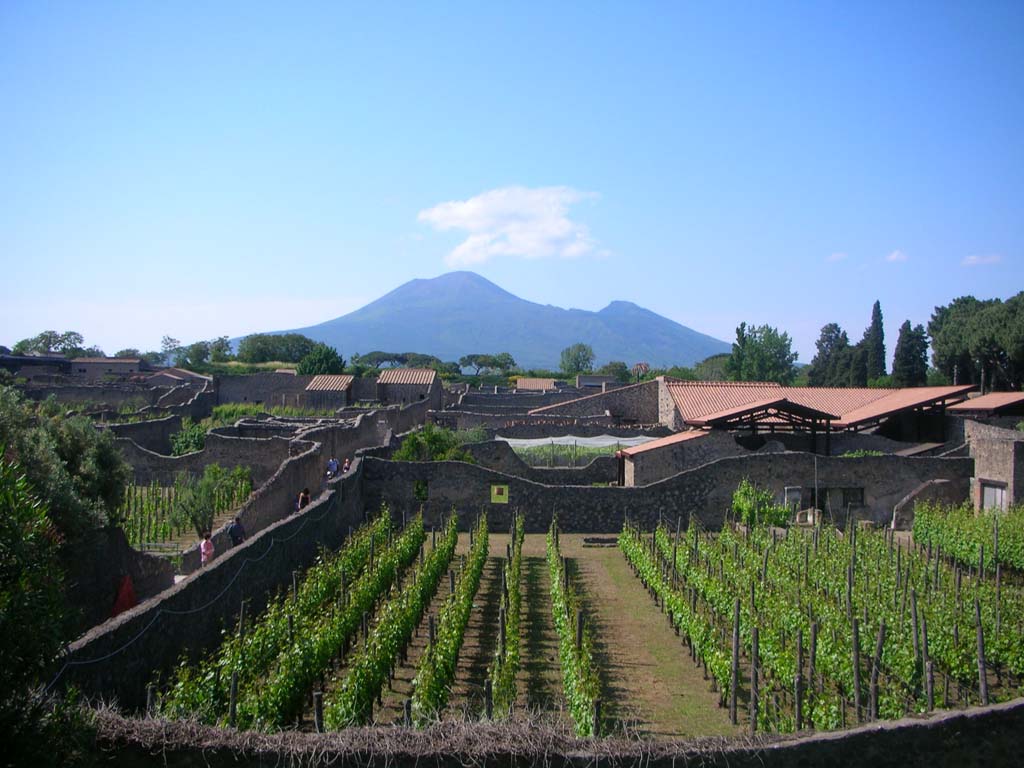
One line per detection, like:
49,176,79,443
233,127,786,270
269,271,729,370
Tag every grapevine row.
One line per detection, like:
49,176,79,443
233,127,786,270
489,513,525,716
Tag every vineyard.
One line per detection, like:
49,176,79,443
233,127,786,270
154,509,1024,739
119,464,252,550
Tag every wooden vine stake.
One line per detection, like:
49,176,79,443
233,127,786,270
750,626,760,736
975,597,989,706
730,598,740,725
869,619,886,721
851,617,862,723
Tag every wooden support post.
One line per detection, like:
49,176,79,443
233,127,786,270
313,691,324,733
229,671,238,728
485,679,494,719
852,617,862,723
592,699,601,738
750,627,760,735
429,614,436,646
404,698,413,727
975,598,989,705
926,661,935,712
911,589,921,683
730,599,740,725
870,619,886,721
795,628,804,730
576,609,585,650
449,569,455,595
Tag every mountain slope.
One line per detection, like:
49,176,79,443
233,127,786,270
277,271,729,369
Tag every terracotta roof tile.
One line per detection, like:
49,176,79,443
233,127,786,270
306,374,354,392
685,397,840,426
947,391,1024,413
619,430,708,457
377,368,437,386
517,378,558,391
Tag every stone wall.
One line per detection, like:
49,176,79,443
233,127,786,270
462,440,618,485
493,423,672,440
965,419,1024,507
22,382,161,408
107,416,182,455
626,431,748,486
361,452,973,533
61,472,367,710
891,479,971,529
431,410,632,432
216,372,316,406
529,380,662,423
116,433,294,486
461,390,583,408
88,697,1024,768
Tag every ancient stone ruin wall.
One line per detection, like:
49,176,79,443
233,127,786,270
462,440,618,485
116,433,294,486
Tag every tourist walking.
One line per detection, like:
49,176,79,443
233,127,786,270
200,532,214,566
298,487,311,510
228,516,246,546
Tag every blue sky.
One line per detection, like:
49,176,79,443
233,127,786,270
1,1,1021,365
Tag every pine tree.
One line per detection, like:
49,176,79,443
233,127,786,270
891,321,928,387
862,300,886,380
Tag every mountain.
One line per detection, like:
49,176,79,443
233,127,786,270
276,271,730,370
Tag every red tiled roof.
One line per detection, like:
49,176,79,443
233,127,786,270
306,374,354,392
685,397,839,426
619,430,708,457
377,368,437,386
517,378,558,391
666,381,972,429
947,391,1024,413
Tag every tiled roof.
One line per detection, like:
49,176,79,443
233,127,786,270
306,374,354,392
73,357,140,364
947,391,1024,413
685,397,839,426
665,381,972,429
377,368,437,386
517,378,558,391
619,430,707,457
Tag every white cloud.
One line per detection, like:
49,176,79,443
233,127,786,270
886,249,908,263
962,253,1002,267
827,252,848,263
418,186,598,267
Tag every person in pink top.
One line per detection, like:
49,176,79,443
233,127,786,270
200,532,214,566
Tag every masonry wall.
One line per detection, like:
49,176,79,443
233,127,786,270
61,472,367,710
107,416,183,455
493,423,672,440
22,383,162,408
216,373,316,406
461,390,582,408
530,379,661,423
626,431,748,486
116,433,294,486
361,453,973,533
966,420,1024,508
462,440,618,485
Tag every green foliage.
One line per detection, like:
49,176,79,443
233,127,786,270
891,320,929,387
807,322,871,387
560,343,595,376
928,292,1024,389
411,515,488,724
512,442,619,468
490,514,525,715
11,330,91,357
0,384,131,538
458,353,516,375
209,403,339,423
296,343,346,375
548,519,601,736
160,512,399,727
208,336,232,363
325,515,457,727
171,465,252,536
595,360,631,383
392,423,476,463
725,322,798,385
863,300,887,380
913,502,1024,572
236,333,318,364
839,449,885,458
731,478,790,527
170,416,206,456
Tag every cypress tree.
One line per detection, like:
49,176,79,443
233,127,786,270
891,321,928,387
863,300,886,380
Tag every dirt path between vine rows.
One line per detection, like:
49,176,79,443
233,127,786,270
559,534,738,739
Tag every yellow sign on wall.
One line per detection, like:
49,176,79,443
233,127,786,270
490,484,510,504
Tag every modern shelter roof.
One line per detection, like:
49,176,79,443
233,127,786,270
618,429,708,457
947,391,1024,414
516,377,558,391
376,368,437,386
685,397,839,427
306,374,354,392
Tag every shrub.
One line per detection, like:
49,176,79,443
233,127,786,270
392,423,475,463
731,477,790,527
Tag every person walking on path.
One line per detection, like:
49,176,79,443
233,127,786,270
200,532,214,566
228,516,246,546
298,488,311,510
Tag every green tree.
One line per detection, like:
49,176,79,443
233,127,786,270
596,360,631,383
862,300,886,379
392,423,475,463
725,322,798,385
113,348,141,358
928,296,993,385
490,352,516,372
296,343,346,375
560,343,595,376
176,341,211,368
458,354,493,375
693,354,730,381
208,336,233,363
891,320,929,387
236,333,318,364
807,323,851,387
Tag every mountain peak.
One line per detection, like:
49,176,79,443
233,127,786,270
279,273,730,368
